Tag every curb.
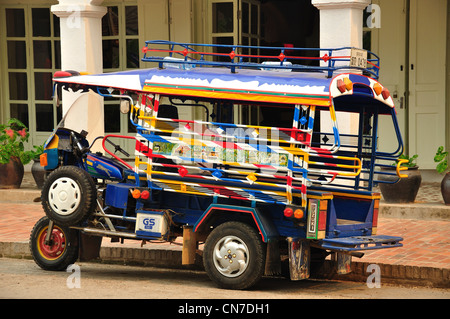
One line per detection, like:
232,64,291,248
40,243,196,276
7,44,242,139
2,241,448,289
0,189,41,203
379,202,450,221
312,259,450,289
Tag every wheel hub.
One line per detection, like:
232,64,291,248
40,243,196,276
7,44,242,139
38,227,66,260
48,177,81,216
213,236,249,278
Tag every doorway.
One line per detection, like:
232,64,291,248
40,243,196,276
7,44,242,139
372,0,448,169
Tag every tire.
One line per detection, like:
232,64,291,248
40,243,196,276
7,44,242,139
29,216,79,271
41,166,96,226
203,221,266,290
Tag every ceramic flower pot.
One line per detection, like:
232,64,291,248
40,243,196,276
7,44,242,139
441,172,450,205
379,166,422,203
0,156,24,189
31,158,46,189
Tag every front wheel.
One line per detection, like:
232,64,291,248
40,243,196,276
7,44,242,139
29,216,79,271
203,221,266,290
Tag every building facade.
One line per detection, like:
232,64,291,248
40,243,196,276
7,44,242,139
0,0,448,172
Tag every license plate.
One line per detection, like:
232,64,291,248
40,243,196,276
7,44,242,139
307,200,318,239
350,48,367,68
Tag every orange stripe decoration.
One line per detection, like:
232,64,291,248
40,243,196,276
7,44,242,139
143,84,331,107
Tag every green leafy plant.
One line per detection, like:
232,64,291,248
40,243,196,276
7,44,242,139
0,118,42,165
434,146,449,174
398,153,418,168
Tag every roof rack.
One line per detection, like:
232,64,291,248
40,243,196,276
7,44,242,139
141,40,380,79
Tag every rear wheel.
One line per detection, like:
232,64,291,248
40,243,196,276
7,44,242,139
42,166,96,226
29,216,79,271
203,221,266,290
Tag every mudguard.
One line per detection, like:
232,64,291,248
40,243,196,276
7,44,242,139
194,204,279,243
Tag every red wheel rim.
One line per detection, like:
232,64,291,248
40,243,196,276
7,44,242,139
37,225,67,260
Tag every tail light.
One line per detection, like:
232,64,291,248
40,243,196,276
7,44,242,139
131,189,141,199
131,189,151,200
284,207,294,218
294,208,304,219
284,206,304,219
140,190,150,200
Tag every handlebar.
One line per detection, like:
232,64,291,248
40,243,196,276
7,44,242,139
72,132,130,158
101,134,136,170
105,138,130,157
70,131,134,169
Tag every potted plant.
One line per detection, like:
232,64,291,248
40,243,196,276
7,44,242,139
0,118,41,189
379,153,422,203
434,146,450,205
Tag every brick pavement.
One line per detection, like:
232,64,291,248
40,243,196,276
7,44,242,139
0,202,44,243
358,218,450,269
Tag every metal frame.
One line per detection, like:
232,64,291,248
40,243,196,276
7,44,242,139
142,40,381,78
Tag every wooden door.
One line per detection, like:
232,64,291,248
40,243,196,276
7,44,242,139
408,0,447,168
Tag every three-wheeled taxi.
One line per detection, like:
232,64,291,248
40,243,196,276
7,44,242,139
30,40,405,289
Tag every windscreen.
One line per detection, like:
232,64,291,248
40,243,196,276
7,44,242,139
46,89,105,147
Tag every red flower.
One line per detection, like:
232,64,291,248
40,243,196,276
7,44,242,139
4,128,14,139
17,128,27,138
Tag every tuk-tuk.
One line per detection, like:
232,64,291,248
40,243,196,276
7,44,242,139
30,40,404,289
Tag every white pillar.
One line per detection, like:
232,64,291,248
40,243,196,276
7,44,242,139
312,0,370,143
312,0,370,50
51,0,107,150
